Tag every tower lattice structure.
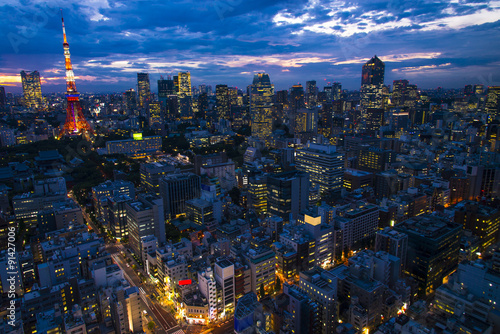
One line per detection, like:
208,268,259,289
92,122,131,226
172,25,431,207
59,12,94,138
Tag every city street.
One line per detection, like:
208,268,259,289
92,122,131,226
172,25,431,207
110,248,184,334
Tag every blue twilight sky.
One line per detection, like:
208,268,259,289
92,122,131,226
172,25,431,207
1,0,500,94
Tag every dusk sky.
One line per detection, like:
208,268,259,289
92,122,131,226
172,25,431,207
1,0,500,94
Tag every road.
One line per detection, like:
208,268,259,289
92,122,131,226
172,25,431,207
110,250,183,334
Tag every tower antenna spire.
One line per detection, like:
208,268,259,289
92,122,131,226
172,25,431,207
58,10,94,139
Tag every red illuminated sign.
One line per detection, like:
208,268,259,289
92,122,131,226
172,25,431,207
179,279,192,286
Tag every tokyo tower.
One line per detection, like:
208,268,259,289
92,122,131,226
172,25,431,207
58,11,94,139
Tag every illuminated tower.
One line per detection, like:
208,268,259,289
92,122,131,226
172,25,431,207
20,70,42,108
137,73,151,108
59,12,94,138
250,73,274,139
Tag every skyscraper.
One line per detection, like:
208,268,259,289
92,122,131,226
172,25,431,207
360,56,385,111
486,86,500,116
20,70,42,108
362,55,385,86
124,89,137,115
290,84,305,111
250,73,274,139
306,80,317,107
216,84,230,119
157,76,175,106
177,71,192,118
137,73,150,108
0,86,5,107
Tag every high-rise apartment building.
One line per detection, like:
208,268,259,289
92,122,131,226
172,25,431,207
250,73,274,139
296,143,344,195
137,73,150,108
21,70,42,108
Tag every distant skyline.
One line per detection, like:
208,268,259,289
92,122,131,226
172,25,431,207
1,0,500,93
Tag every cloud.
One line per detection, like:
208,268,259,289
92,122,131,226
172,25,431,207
0,0,499,92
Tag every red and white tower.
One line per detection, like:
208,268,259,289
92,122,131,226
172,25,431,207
59,11,94,138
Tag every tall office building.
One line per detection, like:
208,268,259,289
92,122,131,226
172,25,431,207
159,172,201,218
306,80,317,107
360,56,385,111
250,73,274,139
20,70,42,108
177,71,192,118
124,89,137,115
362,55,385,86
158,76,175,104
392,80,408,106
296,143,344,195
147,101,162,127
267,170,309,222
394,215,462,296
290,84,305,111
108,194,133,240
137,73,151,108
197,93,209,115
485,86,500,116
216,84,230,119
0,86,6,107
125,193,165,261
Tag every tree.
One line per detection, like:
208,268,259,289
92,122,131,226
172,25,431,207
259,283,265,299
275,277,282,292
147,321,155,331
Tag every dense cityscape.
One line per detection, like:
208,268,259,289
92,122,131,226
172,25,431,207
1,2,500,334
